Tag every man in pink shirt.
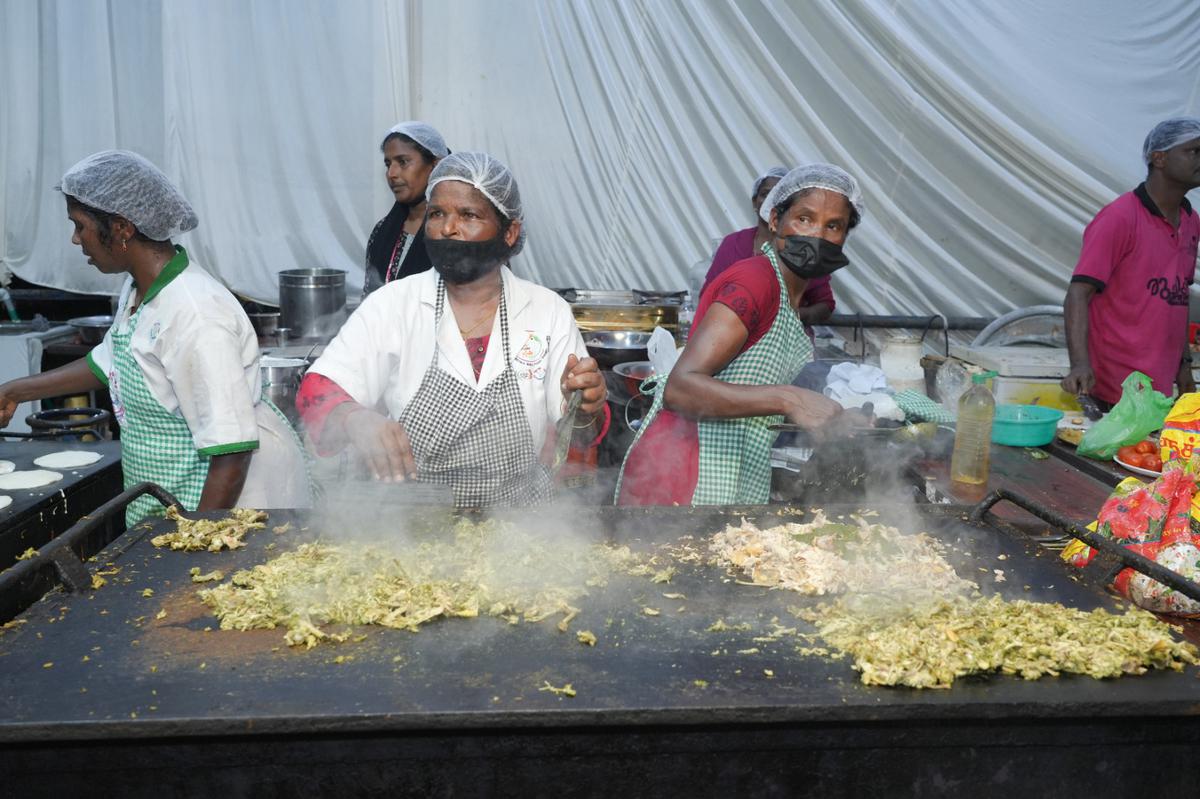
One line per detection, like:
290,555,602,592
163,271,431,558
1062,118,1200,407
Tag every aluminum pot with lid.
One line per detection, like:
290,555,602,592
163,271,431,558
278,268,347,342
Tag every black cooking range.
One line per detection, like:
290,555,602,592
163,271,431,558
1,486,1199,796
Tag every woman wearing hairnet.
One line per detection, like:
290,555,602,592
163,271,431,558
617,164,862,506
702,166,838,334
297,152,608,506
362,121,449,297
0,150,310,525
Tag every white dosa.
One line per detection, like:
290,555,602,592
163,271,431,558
33,451,103,470
0,460,14,475
0,496,11,510
0,470,63,490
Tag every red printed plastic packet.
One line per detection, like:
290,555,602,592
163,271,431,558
1065,456,1200,616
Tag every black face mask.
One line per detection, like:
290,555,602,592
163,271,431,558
775,235,850,279
425,234,513,284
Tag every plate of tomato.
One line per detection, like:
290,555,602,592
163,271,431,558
1115,440,1163,476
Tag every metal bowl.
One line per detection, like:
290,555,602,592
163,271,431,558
613,360,656,396
584,331,651,370
67,315,114,345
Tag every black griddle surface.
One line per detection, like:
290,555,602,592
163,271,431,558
1,504,1199,742
0,440,121,523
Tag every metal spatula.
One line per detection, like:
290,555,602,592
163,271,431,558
551,390,583,476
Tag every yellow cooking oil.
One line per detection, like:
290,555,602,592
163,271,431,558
950,371,997,485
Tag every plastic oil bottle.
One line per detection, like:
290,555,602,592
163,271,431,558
950,371,997,485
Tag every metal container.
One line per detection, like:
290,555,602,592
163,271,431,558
260,356,308,420
278,269,347,342
584,330,651,370
247,311,280,342
66,315,114,345
557,289,682,334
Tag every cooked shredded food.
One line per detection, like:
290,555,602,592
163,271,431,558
710,511,975,600
710,512,1198,688
151,507,268,552
814,595,1199,688
200,517,630,648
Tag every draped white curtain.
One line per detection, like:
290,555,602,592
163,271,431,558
3,0,1198,314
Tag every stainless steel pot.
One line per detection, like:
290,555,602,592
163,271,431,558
260,356,309,421
247,311,280,341
584,331,651,370
278,269,347,342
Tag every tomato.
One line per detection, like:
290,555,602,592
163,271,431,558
1117,445,1141,462
1135,440,1157,455
1145,457,1163,473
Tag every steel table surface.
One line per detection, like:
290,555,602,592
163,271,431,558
912,441,1117,532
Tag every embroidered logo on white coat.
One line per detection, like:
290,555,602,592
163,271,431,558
514,332,548,380
148,321,162,343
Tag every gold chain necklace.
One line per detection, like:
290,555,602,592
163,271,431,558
456,294,501,338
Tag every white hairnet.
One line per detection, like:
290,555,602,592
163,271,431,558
59,150,198,241
384,121,450,158
752,166,788,198
1143,117,1200,164
426,152,526,255
759,163,865,224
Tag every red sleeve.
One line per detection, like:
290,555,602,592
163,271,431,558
296,372,356,453
1073,196,1135,291
800,275,835,313
694,256,780,351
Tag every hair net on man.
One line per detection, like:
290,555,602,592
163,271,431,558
384,121,450,159
752,166,789,198
426,152,526,255
759,163,865,224
1143,117,1200,164
59,150,198,241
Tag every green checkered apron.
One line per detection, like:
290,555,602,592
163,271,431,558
110,310,209,527
615,244,812,505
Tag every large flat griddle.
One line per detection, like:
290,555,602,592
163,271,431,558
2,497,1199,796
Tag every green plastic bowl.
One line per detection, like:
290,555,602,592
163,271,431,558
991,404,1064,447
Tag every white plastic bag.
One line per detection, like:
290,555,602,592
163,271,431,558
648,326,681,376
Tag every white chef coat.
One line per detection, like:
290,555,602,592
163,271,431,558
87,253,309,508
308,266,587,453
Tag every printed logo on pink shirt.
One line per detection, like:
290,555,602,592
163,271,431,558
1146,276,1190,306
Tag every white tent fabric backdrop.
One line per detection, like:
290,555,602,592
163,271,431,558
3,0,1198,314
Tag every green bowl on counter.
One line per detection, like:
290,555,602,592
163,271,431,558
991,404,1064,447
